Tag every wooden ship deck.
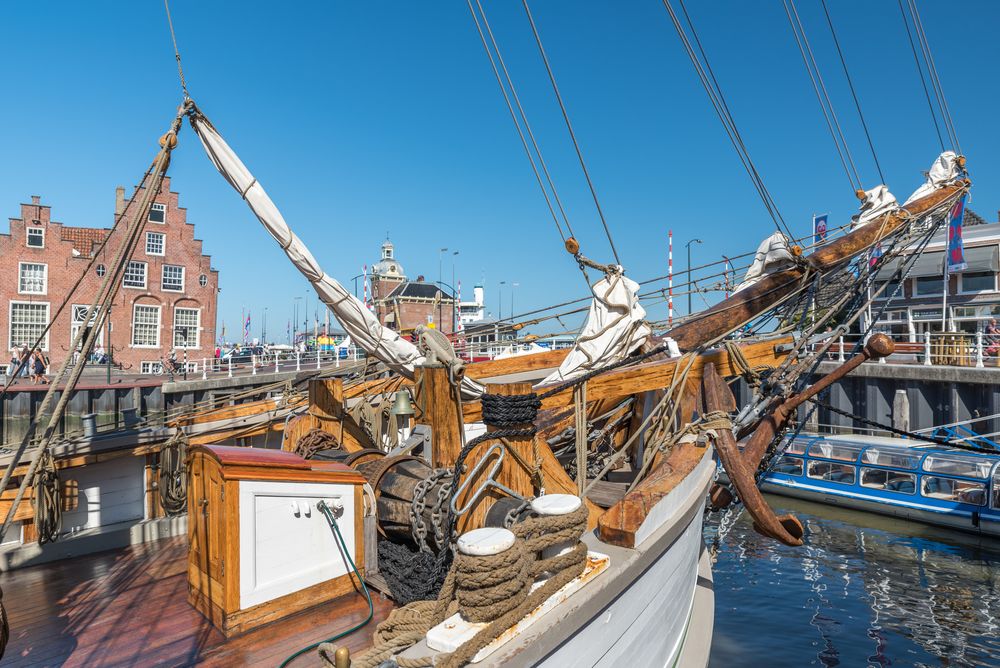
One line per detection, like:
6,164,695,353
1,537,392,667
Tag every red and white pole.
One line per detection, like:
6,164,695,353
668,230,674,327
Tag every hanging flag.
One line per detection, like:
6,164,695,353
243,313,251,343
813,214,829,245
286,319,291,340
868,243,883,269
946,195,968,274
221,320,226,340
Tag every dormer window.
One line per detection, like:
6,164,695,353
26,227,44,248
149,203,166,223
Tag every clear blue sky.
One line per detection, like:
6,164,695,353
1,1,997,341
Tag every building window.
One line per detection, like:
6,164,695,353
140,361,161,374
959,271,997,294
149,203,166,224
96,264,107,278
9,302,50,351
914,276,943,297
162,265,184,292
123,261,147,289
18,263,47,295
874,278,901,300
199,274,208,288
146,231,165,256
131,304,160,347
26,227,44,248
70,305,102,350
173,308,200,348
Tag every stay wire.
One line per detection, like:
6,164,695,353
663,0,792,240
896,0,945,152
781,0,862,194
521,0,622,266
162,0,189,99
820,0,884,185
906,0,962,155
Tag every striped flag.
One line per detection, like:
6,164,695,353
947,195,968,274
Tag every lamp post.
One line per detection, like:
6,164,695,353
499,281,507,320
510,282,519,322
293,296,302,344
438,247,448,329
262,307,268,344
686,238,703,315
452,250,459,335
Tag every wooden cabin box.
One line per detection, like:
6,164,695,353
187,445,366,636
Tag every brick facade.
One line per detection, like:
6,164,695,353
0,177,218,372
368,240,455,337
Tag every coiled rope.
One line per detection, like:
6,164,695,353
33,450,62,545
158,430,188,516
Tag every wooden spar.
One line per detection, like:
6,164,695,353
414,365,463,470
666,183,967,351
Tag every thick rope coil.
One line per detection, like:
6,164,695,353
454,541,530,623
33,450,62,546
158,430,188,516
293,428,340,459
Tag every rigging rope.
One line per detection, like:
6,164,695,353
904,0,962,154
521,0,622,266
658,0,793,240
162,0,190,99
782,0,863,194
896,0,945,152
819,0,885,185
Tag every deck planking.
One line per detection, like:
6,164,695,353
0,537,393,667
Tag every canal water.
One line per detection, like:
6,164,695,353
706,494,1000,667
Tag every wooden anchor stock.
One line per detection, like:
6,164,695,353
709,333,894,547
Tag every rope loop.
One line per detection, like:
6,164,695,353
480,393,541,427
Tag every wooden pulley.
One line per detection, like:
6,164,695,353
855,188,867,201
564,237,580,255
159,132,178,149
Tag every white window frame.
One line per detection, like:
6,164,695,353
913,276,944,297
131,303,161,348
123,261,147,289
173,307,201,349
9,301,50,351
162,265,185,292
199,274,208,288
140,361,162,374
70,305,103,350
145,231,165,256
958,271,998,295
149,202,166,224
18,262,47,295
26,227,44,248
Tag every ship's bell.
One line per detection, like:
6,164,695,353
389,389,415,418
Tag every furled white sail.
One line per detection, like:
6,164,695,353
905,151,962,205
850,185,898,230
539,272,653,385
187,106,485,394
733,232,794,294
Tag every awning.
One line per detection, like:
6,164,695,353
876,244,999,280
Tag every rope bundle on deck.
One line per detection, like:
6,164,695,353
342,504,588,668
158,430,188,516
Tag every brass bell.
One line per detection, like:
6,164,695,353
389,389,415,418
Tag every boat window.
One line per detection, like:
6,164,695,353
784,440,809,456
860,447,923,470
772,457,803,476
860,468,916,494
807,442,864,462
921,476,987,506
921,454,992,479
807,461,856,485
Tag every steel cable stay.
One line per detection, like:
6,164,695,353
782,0,864,195
520,0,622,267
896,0,945,152
904,0,962,155
819,0,885,185
665,0,794,241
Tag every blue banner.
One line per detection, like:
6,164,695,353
813,214,828,245
947,195,968,273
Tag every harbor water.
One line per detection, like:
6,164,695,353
706,494,1000,667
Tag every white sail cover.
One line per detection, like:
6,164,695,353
188,110,452,387
733,232,794,294
539,272,653,385
850,184,898,229
905,151,962,205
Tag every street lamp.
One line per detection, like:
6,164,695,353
511,282,519,321
451,250,460,335
686,239,703,315
438,248,448,329
293,296,302,344
499,281,507,320
262,307,268,344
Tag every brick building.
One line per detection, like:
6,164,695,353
369,239,456,336
0,177,219,373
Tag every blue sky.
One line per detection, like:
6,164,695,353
1,1,997,341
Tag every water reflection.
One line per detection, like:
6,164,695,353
707,494,1000,667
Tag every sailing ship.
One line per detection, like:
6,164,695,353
0,2,975,666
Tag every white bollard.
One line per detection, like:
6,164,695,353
228,357,233,378
252,354,257,375
296,352,301,371
837,337,845,363
274,352,279,373
977,331,985,368
530,494,582,564
316,350,321,370
202,358,207,380
924,331,932,366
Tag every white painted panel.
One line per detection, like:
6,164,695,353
238,480,358,610
61,456,145,534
